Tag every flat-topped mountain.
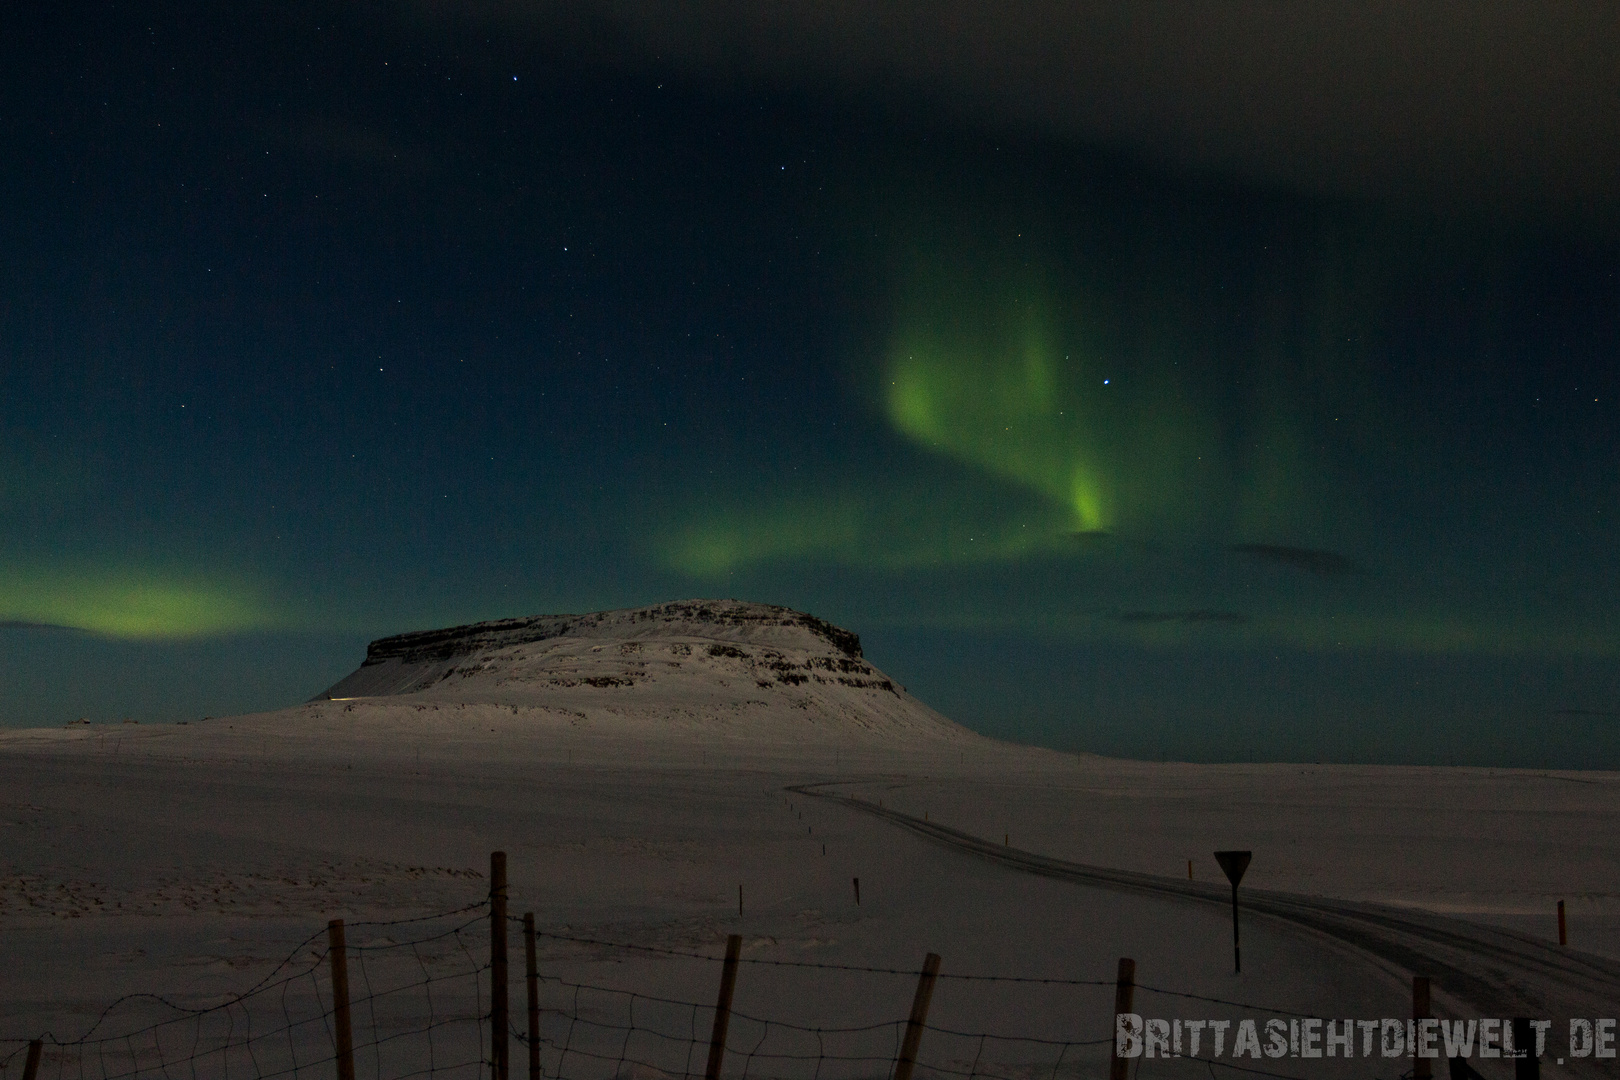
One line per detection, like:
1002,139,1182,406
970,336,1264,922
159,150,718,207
316,600,971,741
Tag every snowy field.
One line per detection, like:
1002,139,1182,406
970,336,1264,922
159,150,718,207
1,603,1616,1079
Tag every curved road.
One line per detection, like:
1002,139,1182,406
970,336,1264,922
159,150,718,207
790,782,1620,1053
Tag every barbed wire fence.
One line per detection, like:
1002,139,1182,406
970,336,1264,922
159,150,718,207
0,851,1450,1080
0,904,491,1080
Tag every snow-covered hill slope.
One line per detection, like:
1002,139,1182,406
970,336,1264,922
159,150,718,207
314,599,971,742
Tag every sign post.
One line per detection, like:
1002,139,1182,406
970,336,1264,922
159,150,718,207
1213,850,1252,974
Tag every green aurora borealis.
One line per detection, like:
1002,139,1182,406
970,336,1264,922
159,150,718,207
657,212,1612,663
0,566,271,639
5,3,1620,764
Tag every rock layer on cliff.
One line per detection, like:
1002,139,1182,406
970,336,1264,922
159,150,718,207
315,599,970,741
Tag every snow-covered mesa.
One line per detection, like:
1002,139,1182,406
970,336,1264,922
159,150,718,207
312,598,972,743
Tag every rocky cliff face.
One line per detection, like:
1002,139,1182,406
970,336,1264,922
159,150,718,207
315,600,969,741
357,599,864,666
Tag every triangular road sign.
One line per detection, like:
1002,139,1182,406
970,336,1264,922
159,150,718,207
1214,850,1252,888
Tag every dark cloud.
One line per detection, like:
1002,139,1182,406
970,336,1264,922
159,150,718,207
426,1,1620,208
0,621,75,632
1230,545,1359,577
1112,610,1247,626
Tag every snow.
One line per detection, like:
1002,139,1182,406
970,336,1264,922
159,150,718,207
1,601,1617,1078
313,600,972,743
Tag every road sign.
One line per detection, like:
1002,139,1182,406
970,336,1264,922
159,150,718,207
1214,850,1252,888
1213,850,1253,973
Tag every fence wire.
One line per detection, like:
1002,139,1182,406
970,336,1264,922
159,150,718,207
0,907,490,1080
0,901,1392,1080
515,973,1114,1080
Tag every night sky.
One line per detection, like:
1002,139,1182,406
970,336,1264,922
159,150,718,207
5,3,1620,766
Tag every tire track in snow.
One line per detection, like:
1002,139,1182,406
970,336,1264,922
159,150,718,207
789,782,1620,1032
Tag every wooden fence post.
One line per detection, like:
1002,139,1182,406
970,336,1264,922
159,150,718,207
705,934,743,1080
524,912,540,1080
1413,976,1431,1080
328,920,355,1080
893,953,941,1080
1513,1019,1539,1080
1109,958,1135,1080
20,1040,40,1080
491,852,509,1080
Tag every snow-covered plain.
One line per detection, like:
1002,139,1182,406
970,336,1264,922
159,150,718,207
2,601,1618,1079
